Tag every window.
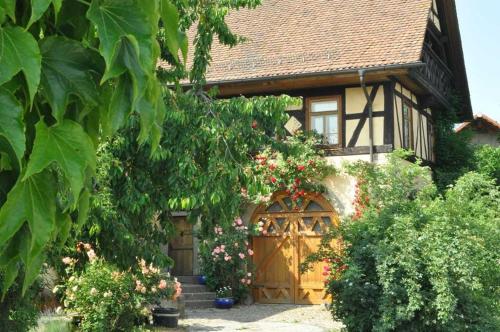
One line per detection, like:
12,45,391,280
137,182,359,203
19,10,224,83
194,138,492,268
402,103,412,149
308,97,341,145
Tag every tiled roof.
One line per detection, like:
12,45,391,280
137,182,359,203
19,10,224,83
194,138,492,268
183,0,433,83
456,114,500,133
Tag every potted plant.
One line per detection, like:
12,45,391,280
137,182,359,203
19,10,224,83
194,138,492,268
214,286,234,309
197,275,207,285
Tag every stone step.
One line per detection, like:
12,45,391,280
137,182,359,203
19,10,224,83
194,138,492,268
176,275,199,284
182,292,216,301
182,284,209,294
183,299,214,309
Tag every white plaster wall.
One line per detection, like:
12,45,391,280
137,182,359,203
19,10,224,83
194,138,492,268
241,153,390,221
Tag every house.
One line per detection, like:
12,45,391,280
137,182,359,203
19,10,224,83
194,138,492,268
456,114,500,146
169,0,472,305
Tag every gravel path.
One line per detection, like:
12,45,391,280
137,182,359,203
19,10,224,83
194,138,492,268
172,304,343,332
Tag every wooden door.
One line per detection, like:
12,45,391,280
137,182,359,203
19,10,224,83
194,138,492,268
252,192,339,304
169,217,194,276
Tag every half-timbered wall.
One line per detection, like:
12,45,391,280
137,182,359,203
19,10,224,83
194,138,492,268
393,82,435,162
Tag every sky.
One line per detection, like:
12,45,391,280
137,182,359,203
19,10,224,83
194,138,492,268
455,0,500,121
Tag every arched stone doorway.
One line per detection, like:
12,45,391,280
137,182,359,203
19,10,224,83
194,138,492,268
251,191,339,304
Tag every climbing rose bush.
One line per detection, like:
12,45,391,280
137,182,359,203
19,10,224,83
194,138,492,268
243,132,336,206
199,218,255,300
56,244,181,331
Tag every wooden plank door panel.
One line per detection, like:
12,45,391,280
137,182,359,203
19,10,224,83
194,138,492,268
170,217,194,276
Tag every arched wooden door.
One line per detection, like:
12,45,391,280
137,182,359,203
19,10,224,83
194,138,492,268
251,192,339,304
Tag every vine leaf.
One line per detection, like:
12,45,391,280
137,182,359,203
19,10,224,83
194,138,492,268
103,74,133,136
160,0,185,62
23,120,96,206
0,26,41,103
27,0,61,28
0,170,56,294
87,0,153,82
40,36,100,122
0,88,25,169
0,0,16,22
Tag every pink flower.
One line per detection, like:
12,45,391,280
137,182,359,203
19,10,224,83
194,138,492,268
158,279,167,290
247,249,254,256
263,230,268,235
224,255,232,261
83,243,92,251
214,247,221,254
246,279,251,285
241,278,246,284
258,227,264,232
235,217,243,226
220,245,226,251
62,257,73,265
86,249,97,262
239,253,245,259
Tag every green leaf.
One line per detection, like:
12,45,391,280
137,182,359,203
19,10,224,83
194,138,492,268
0,170,56,261
40,36,100,122
0,26,41,103
0,0,16,22
0,89,25,170
103,74,133,136
27,0,51,28
87,0,153,81
24,120,96,205
160,0,181,62
54,210,71,246
76,189,90,233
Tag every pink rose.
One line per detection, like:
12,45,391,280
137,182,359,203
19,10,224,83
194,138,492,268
239,253,245,259
158,279,167,290
247,249,254,256
241,278,246,284
235,218,243,226
62,257,73,265
246,279,251,285
224,255,232,261
86,249,97,262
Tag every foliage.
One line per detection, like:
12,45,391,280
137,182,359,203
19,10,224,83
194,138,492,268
246,132,337,205
433,105,475,190
473,145,500,183
0,0,187,294
0,0,267,294
198,218,255,300
303,153,500,331
215,286,233,299
57,243,180,332
0,272,41,332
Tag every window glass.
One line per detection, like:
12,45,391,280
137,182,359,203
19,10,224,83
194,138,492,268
311,100,338,113
312,116,324,134
327,115,338,144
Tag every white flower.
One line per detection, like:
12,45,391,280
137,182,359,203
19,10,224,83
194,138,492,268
90,288,98,296
55,306,63,315
71,286,78,292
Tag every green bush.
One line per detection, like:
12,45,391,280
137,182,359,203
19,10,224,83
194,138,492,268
0,273,40,332
303,153,500,331
198,218,255,300
473,145,500,183
57,244,180,332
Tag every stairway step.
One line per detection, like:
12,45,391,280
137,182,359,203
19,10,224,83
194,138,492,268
182,292,216,301
183,299,214,309
182,284,209,293
176,275,199,284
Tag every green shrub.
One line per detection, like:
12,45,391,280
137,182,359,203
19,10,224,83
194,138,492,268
198,218,255,300
473,145,500,183
57,244,180,332
0,273,40,332
303,153,500,331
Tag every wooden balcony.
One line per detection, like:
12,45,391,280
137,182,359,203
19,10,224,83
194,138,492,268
410,44,454,107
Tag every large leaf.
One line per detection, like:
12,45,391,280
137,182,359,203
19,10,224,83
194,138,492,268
24,120,96,205
0,88,25,169
40,36,100,122
87,0,153,82
0,170,55,262
103,74,133,136
27,0,52,28
160,0,182,62
0,26,41,103
0,0,16,22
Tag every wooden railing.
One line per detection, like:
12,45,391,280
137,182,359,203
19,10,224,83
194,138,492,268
413,44,454,101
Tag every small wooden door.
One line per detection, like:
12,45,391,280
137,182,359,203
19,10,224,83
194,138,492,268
252,192,339,304
169,217,194,276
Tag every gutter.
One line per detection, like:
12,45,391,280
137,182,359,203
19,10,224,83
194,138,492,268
182,62,426,87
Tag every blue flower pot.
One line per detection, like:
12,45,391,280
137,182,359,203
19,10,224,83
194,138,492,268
214,297,234,309
197,275,207,285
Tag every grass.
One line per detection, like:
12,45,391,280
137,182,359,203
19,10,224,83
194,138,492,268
30,316,72,332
